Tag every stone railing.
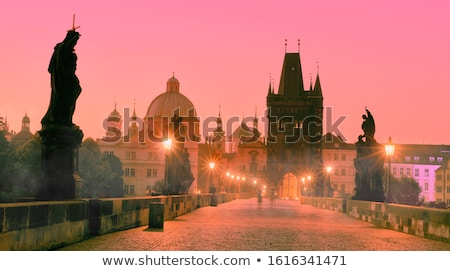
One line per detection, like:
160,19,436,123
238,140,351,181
303,197,450,243
0,193,246,250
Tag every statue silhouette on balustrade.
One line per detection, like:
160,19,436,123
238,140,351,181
41,30,82,128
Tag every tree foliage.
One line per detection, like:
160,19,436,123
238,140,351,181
0,135,124,202
79,138,124,198
388,176,422,205
0,132,41,201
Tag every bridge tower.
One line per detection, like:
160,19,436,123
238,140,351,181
266,45,324,197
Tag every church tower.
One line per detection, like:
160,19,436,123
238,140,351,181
266,44,324,197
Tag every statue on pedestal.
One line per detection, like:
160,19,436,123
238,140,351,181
352,108,385,202
38,17,84,200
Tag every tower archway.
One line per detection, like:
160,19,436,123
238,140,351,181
278,172,301,200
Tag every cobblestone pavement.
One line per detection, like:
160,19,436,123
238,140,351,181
58,198,450,251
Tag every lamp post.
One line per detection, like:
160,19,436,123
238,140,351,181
384,136,395,202
326,166,332,197
163,138,172,195
301,177,306,195
230,174,235,192
209,162,215,193
226,171,230,192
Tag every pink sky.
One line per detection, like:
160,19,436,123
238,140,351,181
1,0,450,145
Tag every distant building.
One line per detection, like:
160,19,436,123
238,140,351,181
97,75,200,196
11,114,33,146
322,133,357,197
386,144,450,203
435,158,450,206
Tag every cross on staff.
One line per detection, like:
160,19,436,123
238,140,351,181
70,14,80,31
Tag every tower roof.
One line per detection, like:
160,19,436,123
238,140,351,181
278,52,304,96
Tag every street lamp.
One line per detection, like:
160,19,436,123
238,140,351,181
209,162,215,193
326,166,332,197
384,136,395,202
163,138,172,195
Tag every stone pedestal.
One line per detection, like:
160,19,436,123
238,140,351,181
352,144,385,202
37,125,83,200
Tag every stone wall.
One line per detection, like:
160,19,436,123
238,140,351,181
304,197,450,243
0,193,243,250
0,201,88,250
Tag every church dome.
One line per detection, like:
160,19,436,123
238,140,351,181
108,105,121,120
146,75,197,118
22,114,30,124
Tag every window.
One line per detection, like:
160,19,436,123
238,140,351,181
424,168,429,177
414,168,419,177
436,186,442,192
103,150,114,156
393,167,397,175
130,185,135,194
126,151,136,160
334,168,339,176
414,156,420,161
447,186,450,193
124,168,136,177
147,168,158,177
405,156,411,162
399,168,404,175
124,185,129,195
334,153,339,161
406,168,411,176
341,154,346,161
148,152,159,161
437,157,443,162
424,182,429,191
429,157,435,162
341,168,346,176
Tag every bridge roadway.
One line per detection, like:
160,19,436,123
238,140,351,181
58,198,450,251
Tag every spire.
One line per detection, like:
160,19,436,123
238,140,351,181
267,73,273,96
313,71,323,96
132,98,137,121
277,52,305,96
214,104,223,133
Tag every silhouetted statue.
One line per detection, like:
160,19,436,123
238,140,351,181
41,30,81,128
361,108,376,144
353,108,384,202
